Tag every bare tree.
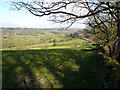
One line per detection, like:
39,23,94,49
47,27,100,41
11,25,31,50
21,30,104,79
84,2,120,60
12,0,120,61
86,15,117,57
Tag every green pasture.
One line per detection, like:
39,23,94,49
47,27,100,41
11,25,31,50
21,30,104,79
2,46,104,88
11,35,41,38
45,32,56,35
25,38,87,47
25,43,54,48
11,32,57,39
55,36,69,41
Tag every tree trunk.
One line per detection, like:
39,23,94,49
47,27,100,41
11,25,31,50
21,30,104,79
116,38,120,62
115,2,120,62
107,45,112,57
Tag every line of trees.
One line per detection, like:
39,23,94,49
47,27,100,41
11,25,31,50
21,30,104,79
12,0,120,61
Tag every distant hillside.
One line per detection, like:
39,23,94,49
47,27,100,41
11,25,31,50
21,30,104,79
1,27,84,31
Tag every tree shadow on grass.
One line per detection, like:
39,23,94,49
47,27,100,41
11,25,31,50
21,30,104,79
2,51,42,88
41,49,103,88
2,49,103,88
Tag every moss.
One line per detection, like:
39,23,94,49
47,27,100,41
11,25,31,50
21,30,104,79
103,56,120,88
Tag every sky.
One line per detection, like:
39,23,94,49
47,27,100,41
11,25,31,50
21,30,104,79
0,0,86,29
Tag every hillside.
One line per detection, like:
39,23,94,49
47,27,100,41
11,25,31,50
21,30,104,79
2,28,120,88
2,48,104,88
2,28,89,50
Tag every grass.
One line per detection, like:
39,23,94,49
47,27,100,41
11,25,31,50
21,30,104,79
45,32,56,35
55,36,69,41
67,38,86,42
25,38,87,48
2,46,104,88
12,35,41,38
25,43,54,48
1,38,86,50
2,32,87,50
48,46,72,49
27,46,72,50
78,45,98,50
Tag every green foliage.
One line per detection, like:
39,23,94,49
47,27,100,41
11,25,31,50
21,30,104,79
52,39,57,46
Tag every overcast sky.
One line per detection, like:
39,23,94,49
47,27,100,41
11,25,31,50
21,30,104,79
0,0,86,29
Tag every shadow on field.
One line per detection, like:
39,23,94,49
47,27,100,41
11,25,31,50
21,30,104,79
2,49,103,88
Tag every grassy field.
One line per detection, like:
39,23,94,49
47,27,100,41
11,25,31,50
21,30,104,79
2,28,120,88
2,28,88,50
2,37,87,50
2,46,104,88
